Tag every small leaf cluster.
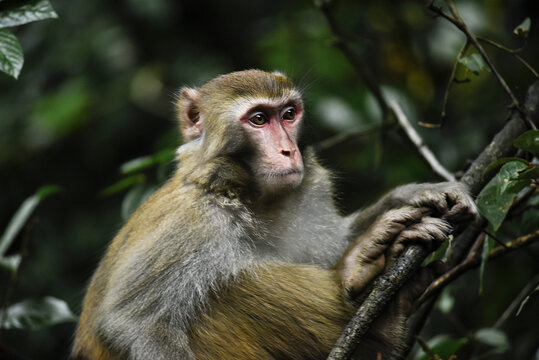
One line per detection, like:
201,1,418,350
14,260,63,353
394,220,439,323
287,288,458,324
0,185,77,331
0,0,57,79
477,130,539,231
101,148,176,221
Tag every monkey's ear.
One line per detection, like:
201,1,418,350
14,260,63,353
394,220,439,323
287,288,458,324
177,87,202,141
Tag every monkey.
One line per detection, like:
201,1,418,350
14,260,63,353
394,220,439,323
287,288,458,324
72,70,476,360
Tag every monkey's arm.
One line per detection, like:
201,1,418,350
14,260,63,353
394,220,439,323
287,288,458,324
347,182,477,237
189,204,454,360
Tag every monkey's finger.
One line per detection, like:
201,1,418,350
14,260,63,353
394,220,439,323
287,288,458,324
411,191,449,215
395,217,452,249
341,257,386,298
443,193,479,223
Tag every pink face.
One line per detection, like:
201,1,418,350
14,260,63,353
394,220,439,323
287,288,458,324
240,100,304,193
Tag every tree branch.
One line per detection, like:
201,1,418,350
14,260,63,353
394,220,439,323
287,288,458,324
428,0,523,113
415,230,539,306
389,100,455,181
316,0,388,120
328,80,539,360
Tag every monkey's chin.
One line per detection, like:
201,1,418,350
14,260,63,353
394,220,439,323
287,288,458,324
262,169,304,193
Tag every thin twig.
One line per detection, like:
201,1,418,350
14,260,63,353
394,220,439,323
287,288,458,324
0,219,35,336
316,0,389,120
416,229,539,306
428,0,522,111
477,36,539,78
493,273,539,328
313,124,386,152
435,41,470,127
389,100,456,181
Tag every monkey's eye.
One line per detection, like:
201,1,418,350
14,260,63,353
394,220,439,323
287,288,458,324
249,113,268,127
282,108,296,121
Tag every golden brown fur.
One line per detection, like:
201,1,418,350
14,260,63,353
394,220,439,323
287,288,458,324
73,70,476,360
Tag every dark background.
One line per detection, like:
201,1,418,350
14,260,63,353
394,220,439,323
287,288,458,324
0,0,538,359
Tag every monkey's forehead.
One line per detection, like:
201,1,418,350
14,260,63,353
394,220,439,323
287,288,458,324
200,70,298,100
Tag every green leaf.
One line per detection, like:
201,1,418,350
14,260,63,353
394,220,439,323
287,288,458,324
514,17,531,38
483,157,529,178
120,148,175,174
476,161,530,230
516,285,538,316
414,334,468,360
516,166,539,180
437,289,455,314
36,184,63,200
100,174,146,197
1,296,77,330
0,185,61,256
0,29,23,79
0,254,21,272
513,130,539,156
121,184,158,221
29,79,91,143
0,0,58,29
474,328,509,352
458,53,489,75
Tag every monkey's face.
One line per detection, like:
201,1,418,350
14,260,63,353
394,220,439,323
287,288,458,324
176,70,305,193
236,96,304,193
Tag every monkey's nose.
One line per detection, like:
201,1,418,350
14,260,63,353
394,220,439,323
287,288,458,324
281,150,292,157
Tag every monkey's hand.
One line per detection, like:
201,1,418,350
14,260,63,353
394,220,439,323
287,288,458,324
336,206,452,298
388,182,478,224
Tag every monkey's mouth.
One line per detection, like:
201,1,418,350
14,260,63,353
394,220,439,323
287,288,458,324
263,168,304,189
268,169,303,178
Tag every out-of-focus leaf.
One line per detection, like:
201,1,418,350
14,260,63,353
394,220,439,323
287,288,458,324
513,130,539,156
474,328,509,352
100,174,146,197
0,254,21,272
483,157,529,178
0,29,23,79
0,185,61,256
120,148,175,174
121,184,158,221
517,166,539,180
28,80,91,145
514,17,531,38
437,289,455,314
476,161,530,230
36,184,63,200
458,53,489,75
0,0,58,29
479,235,494,294
1,297,77,330
413,334,468,360
516,285,538,316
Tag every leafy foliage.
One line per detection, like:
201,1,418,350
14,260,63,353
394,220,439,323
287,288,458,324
476,161,530,231
0,0,57,78
1,296,76,330
0,0,537,358
0,29,23,79
0,185,61,262
513,17,531,38
458,53,489,76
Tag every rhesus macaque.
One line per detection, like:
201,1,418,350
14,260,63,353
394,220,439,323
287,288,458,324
73,70,476,360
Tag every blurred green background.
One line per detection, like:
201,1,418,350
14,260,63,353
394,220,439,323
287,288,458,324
0,0,538,359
